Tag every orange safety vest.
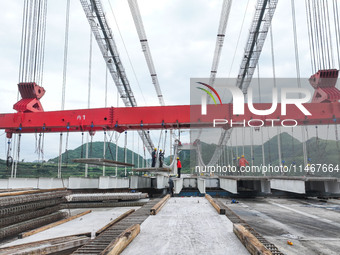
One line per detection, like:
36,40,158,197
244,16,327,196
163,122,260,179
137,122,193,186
239,158,249,167
177,160,182,168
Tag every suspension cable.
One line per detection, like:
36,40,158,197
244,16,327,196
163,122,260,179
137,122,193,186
107,0,146,105
333,0,340,70
257,63,265,167
103,131,107,176
57,133,63,178
291,0,308,167
65,131,69,167
6,139,13,170
85,27,93,178
14,134,22,178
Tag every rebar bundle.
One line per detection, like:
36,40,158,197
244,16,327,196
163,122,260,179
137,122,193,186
0,189,69,239
0,198,63,218
0,190,68,207
0,211,66,240
66,192,148,202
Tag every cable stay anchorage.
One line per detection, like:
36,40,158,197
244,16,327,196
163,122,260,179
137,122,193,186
128,0,165,106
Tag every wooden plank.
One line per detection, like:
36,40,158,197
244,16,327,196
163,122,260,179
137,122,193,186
20,210,92,238
0,188,67,197
100,224,140,255
205,194,225,214
73,158,134,167
150,194,170,215
233,224,272,255
96,209,135,235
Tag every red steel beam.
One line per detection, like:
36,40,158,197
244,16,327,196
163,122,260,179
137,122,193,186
0,103,339,138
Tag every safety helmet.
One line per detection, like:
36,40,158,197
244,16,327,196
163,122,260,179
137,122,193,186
160,149,162,151
241,155,245,158
154,148,157,150
177,157,179,159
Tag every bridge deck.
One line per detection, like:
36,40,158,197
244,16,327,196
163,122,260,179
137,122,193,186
121,197,249,255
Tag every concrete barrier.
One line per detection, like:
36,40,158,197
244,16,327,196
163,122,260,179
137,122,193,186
38,178,68,189
155,175,169,189
271,179,305,194
0,179,9,189
8,178,39,189
197,178,206,194
183,178,197,188
173,178,183,194
205,178,219,188
129,176,152,189
220,178,237,194
99,176,129,189
68,177,99,189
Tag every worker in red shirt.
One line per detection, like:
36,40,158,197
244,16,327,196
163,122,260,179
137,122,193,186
239,155,249,168
177,157,182,178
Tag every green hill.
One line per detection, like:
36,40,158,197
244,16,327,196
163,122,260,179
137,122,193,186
1,132,339,178
48,141,145,166
186,132,340,176
0,142,146,179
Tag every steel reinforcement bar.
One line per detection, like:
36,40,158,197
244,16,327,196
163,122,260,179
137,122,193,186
62,201,147,209
0,198,64,218
215,198,284,255
0,211,66,240
0,205,60,228
73,198,162,254
67,192,148,202
0,190,69,207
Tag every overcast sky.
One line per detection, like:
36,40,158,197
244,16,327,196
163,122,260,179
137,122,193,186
0,0,339,162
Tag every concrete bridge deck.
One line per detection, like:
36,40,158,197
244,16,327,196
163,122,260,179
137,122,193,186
1,175,339,196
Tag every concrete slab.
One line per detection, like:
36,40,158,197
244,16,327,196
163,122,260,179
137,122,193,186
129,176,151,189
221,198,340,255
155,175,169,189
183,178,197,188
173,178,183,194
324,181,340,194
99,176,129,189
121,198,249,255
220,178,237,194
1,207,140,248
205,178,219,188
197,178,206,194
0,179,9,189
7,178,39,189
37,178,68,189
68,177,99,189
270,179,306,194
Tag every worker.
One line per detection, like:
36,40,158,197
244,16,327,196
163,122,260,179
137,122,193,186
177,157,182,178
168,177,174,196
151,148,157,167
159,149,164,168
239,155,249,168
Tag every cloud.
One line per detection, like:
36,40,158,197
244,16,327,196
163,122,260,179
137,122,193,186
0,0,338,163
